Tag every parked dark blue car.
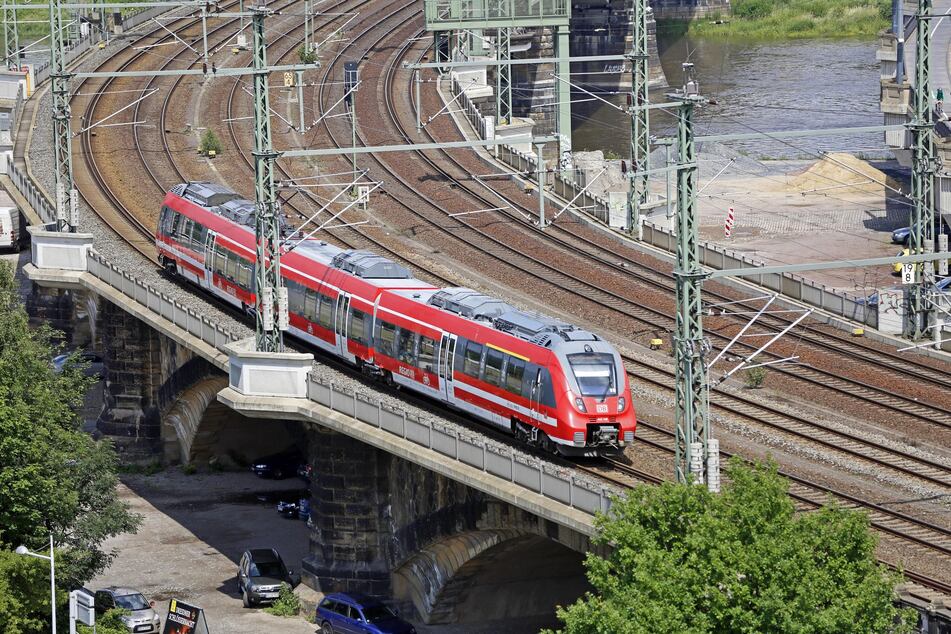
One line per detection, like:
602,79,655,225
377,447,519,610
316,593,416,634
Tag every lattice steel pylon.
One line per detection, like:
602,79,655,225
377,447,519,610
907,0,936,340
49,0,75,232
495,26,511,125
3,2,19,70
251,8,285,352
672,99,709,484
627,0,649,239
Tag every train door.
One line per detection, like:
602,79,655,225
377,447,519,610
438,333,457,401
334,293,352,360
202,230,217,288
528,367,543,426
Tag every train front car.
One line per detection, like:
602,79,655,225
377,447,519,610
549,335,636,457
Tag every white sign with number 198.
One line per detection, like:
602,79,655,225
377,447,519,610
901,262,916,285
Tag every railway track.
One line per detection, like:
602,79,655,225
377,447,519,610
57,0,951,593
300,30,951,492
382,44,951,433
313,11,951,589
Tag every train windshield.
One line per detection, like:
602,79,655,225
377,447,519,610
567,353,617,397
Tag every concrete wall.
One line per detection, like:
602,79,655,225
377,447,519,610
651,0,732,20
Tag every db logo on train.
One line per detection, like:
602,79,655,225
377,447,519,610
596,404,609,414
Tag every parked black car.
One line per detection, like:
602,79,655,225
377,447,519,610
237,548,299,608
250,451,304,479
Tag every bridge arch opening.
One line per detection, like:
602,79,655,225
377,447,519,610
393,530,589,627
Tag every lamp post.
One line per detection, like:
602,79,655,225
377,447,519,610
15,534,56,634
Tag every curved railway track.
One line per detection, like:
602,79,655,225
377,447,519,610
309,11,951,589
304,25,951,493
60,0,951,593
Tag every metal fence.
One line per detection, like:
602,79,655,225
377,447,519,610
7,161,55,225
640,222,880,328
86,252,240,354
307,374,618,516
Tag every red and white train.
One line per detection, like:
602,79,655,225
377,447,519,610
156,182,636,456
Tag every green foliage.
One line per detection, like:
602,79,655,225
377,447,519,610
181,462,197,475
298,45,318,65
199,129,222,156
0,261,140,590
0,549,67,634
683,0,890,39
744,365,767,388
78,608,131,634
545,459,917,634
264,583,301,618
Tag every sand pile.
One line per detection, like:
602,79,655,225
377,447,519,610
779,152,901,196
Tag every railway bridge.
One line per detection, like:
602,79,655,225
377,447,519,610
21,200,615,623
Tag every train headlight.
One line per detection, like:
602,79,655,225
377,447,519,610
617,396,626,413
574,397,587,412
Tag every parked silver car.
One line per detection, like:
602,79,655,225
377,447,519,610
94,587,161,633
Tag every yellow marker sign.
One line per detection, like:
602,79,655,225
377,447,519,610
283,72,294,88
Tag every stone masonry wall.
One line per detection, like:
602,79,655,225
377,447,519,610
651,0,731,20
94,298,214,462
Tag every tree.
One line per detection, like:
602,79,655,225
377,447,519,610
546,459,917,634
0,261,140,591
199,129,222,156
0,550,64,634
298,44,317,64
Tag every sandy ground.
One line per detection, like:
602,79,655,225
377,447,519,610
90,469,564,634
647,152,913,294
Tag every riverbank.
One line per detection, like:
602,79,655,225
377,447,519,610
665,0,890,40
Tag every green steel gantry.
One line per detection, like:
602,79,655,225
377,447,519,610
3,1,18,70
250,7,284,352
908,0,935,340
627,0,649,239
672,98,708,484
49,0,75,232
494,24,510,124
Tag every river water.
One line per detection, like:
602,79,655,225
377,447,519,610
572,33,885,160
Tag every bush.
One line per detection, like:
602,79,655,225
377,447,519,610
745,365,767,388
79,609,130,634
181,463,197,476
733,0,775,19
264,583,301,618
199,129,222,156
298,45,317,65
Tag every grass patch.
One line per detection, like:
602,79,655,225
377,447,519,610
670,0,891,40
3,1,153,51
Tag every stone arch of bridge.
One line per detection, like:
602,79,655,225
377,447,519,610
392,529,589,625
162,376,302,465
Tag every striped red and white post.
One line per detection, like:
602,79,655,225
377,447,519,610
724,207,735,238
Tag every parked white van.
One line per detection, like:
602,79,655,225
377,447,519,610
0,191,21,250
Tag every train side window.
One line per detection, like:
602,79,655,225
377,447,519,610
463,340,483,378
304,290,319,322
504,357,526,395
484,347,504,387
397,328,418,365
377,321,397,357
419,336,436,373
213,246,226,274
318,294,334,329
454,337,468,372
191,221,205,244
170,211,182,236
287,280,305,314
237,261,252,288
349,309,367,345
538,369,556,408
181,218,194,246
